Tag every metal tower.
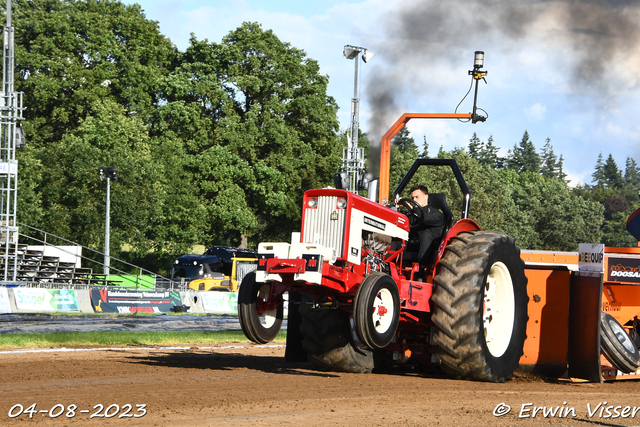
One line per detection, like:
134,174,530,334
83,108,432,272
0,1,24,281
342,45,374,194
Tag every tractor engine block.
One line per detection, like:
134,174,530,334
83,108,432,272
362,232,391,275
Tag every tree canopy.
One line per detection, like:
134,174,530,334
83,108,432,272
14,0,176,146
11,2,341,271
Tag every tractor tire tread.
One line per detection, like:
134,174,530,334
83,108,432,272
600,311,640,373
299,294,374,374
431,230,528,383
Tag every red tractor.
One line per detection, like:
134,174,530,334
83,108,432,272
238,158,529,382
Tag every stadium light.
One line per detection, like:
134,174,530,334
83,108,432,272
99,167,118,276
342,45,374,193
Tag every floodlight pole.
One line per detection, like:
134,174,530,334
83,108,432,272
343,45,373,193
350,51,360,168
104,176,110,276
99,167,117,276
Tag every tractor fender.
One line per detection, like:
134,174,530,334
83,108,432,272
434,218,481,267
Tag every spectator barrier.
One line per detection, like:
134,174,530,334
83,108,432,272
0,286,241,315
0,287,292,317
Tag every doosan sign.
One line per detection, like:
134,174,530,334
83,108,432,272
607,257,640,284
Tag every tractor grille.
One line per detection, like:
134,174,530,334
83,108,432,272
302,196,346,258
235,261,257,282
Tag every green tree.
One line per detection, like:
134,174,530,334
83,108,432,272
392,126,418,153
468,133,481,159
603,154,623,189
13,9,343,269
160,23,342,245
421,135,429,158
625,157,640,188
13,0,176,147
12,0,199,265
22,100,193,256
592,152,605,187
602,211,638,247
477,135,500,169
507,131,540,173
539,138,559,179
557,154,568,183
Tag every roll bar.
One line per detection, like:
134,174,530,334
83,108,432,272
393,158,471,220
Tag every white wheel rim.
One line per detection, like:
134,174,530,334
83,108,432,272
257,284,277,329
483,261,515,357
609,319,636,353
372,287,394,334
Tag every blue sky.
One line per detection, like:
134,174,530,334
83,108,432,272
125,0,640,186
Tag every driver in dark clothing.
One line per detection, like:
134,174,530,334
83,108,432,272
397,185,446,267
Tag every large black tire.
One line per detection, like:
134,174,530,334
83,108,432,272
600,311,640,373
353,273,400,349
299,294,374,373
285,291,307,362
431,231,528,382
237,272,283,344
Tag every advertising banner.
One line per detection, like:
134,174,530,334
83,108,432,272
90,289,182,314
0,287,10,313
578,243,605,273
201,292,238,314
607,257,640,284
14,288,79,311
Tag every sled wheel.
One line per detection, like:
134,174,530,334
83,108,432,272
238,272,283,344
431,231,528,382
353,272,400,349
600,311,640,373
299,293,374,373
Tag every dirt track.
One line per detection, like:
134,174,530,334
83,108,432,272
2,343,640,426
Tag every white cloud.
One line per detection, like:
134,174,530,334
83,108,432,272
565,169,592,189
524,103,546,122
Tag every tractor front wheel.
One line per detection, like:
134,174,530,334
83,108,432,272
431,231,528,382
238,272,283,344
353,273,400,350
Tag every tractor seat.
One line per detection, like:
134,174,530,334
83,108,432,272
428,193,454,232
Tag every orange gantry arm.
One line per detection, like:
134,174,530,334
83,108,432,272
378,113,472,204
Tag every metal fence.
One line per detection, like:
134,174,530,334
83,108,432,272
0,222,187,291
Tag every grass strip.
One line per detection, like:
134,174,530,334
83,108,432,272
0,330,286,348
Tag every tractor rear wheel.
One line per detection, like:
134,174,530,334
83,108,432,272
600,311,640,373
238,272,283,344
299,294,374,373
431,231,528,382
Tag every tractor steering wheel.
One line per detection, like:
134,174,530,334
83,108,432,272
398,197,424,223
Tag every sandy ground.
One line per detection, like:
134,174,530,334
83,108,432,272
2,344,640,426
